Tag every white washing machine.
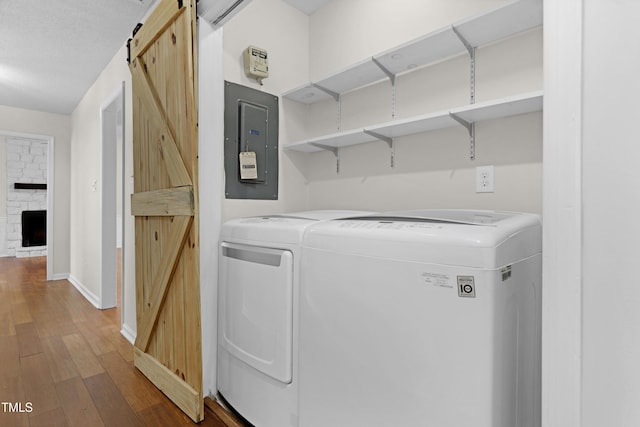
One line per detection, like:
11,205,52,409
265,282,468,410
298,210,542,427
217,210,371,427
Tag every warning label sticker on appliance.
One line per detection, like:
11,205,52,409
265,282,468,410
457,276,476,298
421,272,453,288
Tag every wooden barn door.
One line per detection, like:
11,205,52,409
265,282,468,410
128,0,202,422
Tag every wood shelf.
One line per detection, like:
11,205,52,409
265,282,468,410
284,91,543,153
283,0,542,104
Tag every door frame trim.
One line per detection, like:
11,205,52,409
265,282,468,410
99,84,126,309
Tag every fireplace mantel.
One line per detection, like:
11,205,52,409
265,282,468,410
14,183,47,190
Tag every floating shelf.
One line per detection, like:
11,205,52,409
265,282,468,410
282,0,542,105
285,91,543,153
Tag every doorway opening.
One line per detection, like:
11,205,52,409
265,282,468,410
100,84,125,319
0,131,54,279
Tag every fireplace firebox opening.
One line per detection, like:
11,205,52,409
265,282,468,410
22,210,46,247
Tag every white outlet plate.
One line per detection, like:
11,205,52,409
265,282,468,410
476,165,495,193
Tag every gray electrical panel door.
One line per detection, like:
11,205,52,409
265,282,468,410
224,81,278,199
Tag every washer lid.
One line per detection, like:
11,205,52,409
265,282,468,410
302,210,542,268
359,209,514,225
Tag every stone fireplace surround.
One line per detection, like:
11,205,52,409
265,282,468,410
6,138,48,258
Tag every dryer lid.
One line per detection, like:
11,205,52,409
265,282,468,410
220,210,373,245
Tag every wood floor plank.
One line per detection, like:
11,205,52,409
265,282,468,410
75,320,116,356
84,372,144,427
11,301,33,325
33,308,78,338
14,322,41,357
138,402,194,427
10,288,27,304
99,351,164,412
0,307,16,337
204,397,246,427
41,336,80,384
0,374,28,427
19,352,61,416
28,407,68,427
61,333,105,379
0,334,21,378
55,376,105,427
0,408,30,427
107,329,135,363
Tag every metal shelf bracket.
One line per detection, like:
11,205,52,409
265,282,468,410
449,112,476,161
312,83,340,102
311,143,340,174
312,83,342,131
452,25,476,104
364,129,395,168
372,57,398,119
451,26,477,160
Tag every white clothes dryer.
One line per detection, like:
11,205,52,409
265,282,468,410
217,210,371,427
298,210,542,427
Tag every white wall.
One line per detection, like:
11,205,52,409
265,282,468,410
297,1,542,214
69,44,136,333
581,0,640,424
0,106,71,276
221,0,311,221
221,0,543,221
309,0,509,81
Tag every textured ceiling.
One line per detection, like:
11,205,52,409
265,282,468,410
0,0,328,116
0,0,156,115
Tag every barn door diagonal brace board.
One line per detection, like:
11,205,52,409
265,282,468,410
134,215,193,352
130,57,192,188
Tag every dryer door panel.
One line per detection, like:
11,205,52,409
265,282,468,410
220,242,293,383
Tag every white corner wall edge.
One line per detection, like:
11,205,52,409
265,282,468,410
67,274,101,309
542,0,583,425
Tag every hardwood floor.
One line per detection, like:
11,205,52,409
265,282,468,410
0,256,245,427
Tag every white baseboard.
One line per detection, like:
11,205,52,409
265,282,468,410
67,274,101,309
51,272,69,281
120,323,137,345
